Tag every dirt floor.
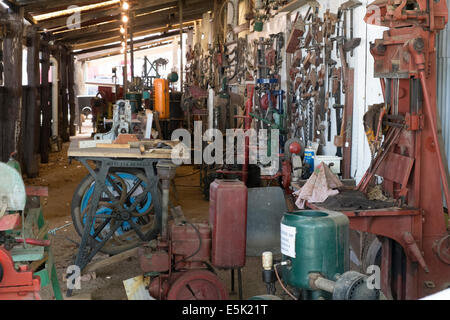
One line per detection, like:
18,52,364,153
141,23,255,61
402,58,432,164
22,122,285,300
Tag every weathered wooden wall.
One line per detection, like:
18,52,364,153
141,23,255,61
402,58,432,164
0,16,23,163
0,15,76,174
22,27,41,177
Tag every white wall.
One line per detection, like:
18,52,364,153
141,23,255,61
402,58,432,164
285,0,387,182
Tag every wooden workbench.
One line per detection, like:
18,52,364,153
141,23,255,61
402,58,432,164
68,139,189,160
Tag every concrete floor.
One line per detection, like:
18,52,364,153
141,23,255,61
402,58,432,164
24,122,286,300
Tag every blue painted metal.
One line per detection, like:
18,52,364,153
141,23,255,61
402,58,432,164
80,172,152,240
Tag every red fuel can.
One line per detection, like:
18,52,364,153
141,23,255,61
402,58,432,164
209,180,248,268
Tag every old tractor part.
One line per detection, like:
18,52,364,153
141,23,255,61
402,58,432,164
71,169,160,255
139,179,247,300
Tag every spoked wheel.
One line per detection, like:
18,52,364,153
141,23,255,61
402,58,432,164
167,270,229,300
71,169,161,255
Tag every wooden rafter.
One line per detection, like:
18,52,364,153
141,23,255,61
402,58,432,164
58,4,209,44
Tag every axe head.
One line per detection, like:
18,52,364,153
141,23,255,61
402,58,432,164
343,38,361,52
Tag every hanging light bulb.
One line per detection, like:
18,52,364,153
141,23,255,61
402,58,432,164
122,1,129,10
120,26,126,34
121,41,126,47
120,48,125,54
122,14,129,23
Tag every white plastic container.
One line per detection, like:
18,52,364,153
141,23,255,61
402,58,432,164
313,156,342,175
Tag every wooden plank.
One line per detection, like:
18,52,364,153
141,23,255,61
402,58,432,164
21,0,113,13
59,7,208,45
342,68,354,179
96,143,130,149
30,253,49,272
37,0,179,31
1,17,23,163
60,47,70,142
278,0,311,13
68,140,188,160
68,53,76,136
73,29,182,55
84,247,139,273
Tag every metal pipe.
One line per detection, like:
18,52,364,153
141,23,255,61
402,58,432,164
130,15,135,81
124,25,128,94
161,179,170,239
313,277,336,293
408,39,450,215
50,56,59,137
179,0,183,91
419,71,450,216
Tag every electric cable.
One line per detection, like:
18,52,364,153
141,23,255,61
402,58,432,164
173,221,202,269
175,170,201,178
274,263,298,300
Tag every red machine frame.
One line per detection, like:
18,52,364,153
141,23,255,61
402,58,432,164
312,0,450,299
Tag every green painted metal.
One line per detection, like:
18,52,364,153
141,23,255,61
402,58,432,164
126,92,143,113
167,72,179,83
281,210,349,297
35,268,50,287
10,246,45,262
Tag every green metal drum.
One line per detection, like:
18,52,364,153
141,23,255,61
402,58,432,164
281,210,349,296
126,92,143,113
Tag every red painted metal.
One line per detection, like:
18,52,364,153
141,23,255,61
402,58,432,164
0,247,41,300
138,221,229,300
15,239,50,247
210,180,248,269
172,223,211,270
338,0,450,299
25,186,48,197
0,214,21,232
166,270,229,300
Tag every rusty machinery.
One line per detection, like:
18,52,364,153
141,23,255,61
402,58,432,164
138,162,248,300
306,0,450,300
0,161,43,300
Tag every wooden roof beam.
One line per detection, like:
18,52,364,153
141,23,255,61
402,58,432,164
56,3,209,42
39,0,179,32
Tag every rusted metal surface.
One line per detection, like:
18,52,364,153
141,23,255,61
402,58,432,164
210,180,247,268
25,186,49,197
309,0,450,299
342,69,354,179
348,0,450,299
